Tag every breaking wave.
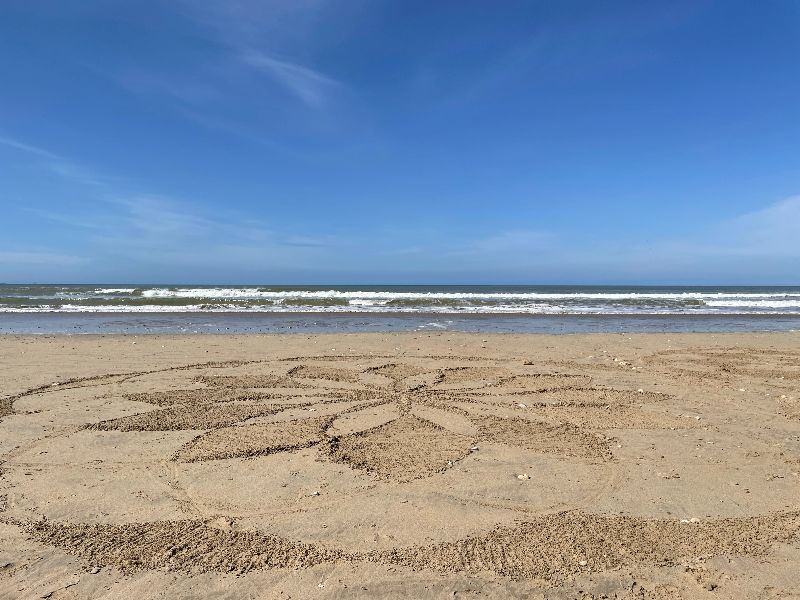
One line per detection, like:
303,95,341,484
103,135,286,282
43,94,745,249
1,285,799,315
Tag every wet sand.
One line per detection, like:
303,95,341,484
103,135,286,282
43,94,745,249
1,332,799,599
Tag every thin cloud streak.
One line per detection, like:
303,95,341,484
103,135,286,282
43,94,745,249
242,52,340,109
174,0,330,51
0,135,110,188
5,138,342,273
722,195,800,256
80,0,348,151
0,136,61,160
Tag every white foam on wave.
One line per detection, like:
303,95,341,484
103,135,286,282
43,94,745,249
418,322,449,329
56,288,137,297
138,288,800,301
5,286,800,316
705,300,800,308
347,299,391,306
2,303,799,315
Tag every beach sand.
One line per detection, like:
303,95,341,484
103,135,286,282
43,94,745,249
1,332,799,599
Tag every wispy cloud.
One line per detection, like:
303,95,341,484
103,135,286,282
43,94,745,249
0,135,109,187
174,0,330,50
364,195,800,282
3,137,345,276
242,52,340,109
620,195,800,268
721,195,800,257
0,136,61,160
97,0,345,144
112,195,221,238
25,208,110,230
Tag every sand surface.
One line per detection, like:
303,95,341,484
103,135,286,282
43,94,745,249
1,332,799,599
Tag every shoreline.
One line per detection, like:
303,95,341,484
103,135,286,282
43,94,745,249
2,311,800,336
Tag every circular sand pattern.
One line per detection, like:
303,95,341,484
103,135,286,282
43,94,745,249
643,347,800,422
80,357,675,480
2,354,799,585
643,347,800,383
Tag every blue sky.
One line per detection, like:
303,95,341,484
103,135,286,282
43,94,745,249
1,1,799,284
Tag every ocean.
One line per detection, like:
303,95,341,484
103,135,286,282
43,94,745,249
1,284,799,334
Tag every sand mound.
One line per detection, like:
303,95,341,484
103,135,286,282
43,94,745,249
125,389,281,406
375,510,800,581
438,366,512,385
325,415,474,481
174,415,333,462
493,373,593,391
527,404,688,430
474,415,612,460
26,519,341,574
195,374,296,388
0,397,12,419
90,403,281,432
780,396,800,421
497,387,669,406
23,510,800,580
366,363,432,381
288,364,362,383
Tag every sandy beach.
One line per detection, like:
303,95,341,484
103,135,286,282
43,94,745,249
1,332,799,599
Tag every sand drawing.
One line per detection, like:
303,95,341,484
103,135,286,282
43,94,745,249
3,346,799,594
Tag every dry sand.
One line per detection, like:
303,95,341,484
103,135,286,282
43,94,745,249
1,331,799,599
